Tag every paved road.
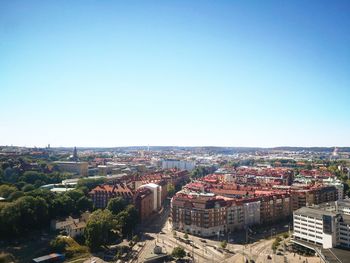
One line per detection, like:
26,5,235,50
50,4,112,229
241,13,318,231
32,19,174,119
135,207,320,263
136,206,171,262
136,205,232,263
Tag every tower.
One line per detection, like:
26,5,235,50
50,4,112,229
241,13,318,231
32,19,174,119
73,146,78,161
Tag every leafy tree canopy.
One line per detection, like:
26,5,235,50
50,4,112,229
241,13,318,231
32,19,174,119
85,209,118,251
107,197,127,215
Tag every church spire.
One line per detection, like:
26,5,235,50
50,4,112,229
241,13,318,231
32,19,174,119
73,146,78,161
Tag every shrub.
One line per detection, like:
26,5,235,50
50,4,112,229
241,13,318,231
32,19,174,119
172,247,186,259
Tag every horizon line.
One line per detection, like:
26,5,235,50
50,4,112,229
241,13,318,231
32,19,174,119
0,145,346,149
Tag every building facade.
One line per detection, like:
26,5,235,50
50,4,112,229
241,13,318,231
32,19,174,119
54,161,88,177
291,185,338,211
139,183,162,211
171,192,282,237
89,184,133,209
133,188,154,222
293,200,350,249
161,159,196,171
171,193,227,237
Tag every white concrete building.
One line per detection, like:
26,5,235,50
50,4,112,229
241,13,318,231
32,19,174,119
161,159,195,171
293,207,338,248
293,200,350,249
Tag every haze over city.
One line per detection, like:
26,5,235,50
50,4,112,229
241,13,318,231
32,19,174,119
1,1,350,147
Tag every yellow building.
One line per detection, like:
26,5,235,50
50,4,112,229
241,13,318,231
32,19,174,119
54,161,88,177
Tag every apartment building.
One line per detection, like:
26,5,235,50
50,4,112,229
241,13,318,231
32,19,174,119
171,191,274,237
89,184,133,208
226,199,260,232
259,193,291,224
171,193,227,237
139,183,162,211
133,188,154,222
291,185,338,211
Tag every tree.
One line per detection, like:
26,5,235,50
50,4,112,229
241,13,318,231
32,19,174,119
173,231,177,238
0,196,48,237
107,197,127,215
65,189,84,202
172,247,186,259
77,178,106,191
50,194,75,218
116,205,139,237
0,185,17,198
2,167,19,183
0,168,3,183
272,237,281,253
63,190,89,214
184,233,189,240
22,184,35,192
190,166,210,179
76,196,93,212
50,236,67,252
8,191,25,201
167,183,176,197
85,209,118,251
220,240,227,249
132,235,140,243
77,186,90,195
272,242,278,253
49,235,88,258
21,171,43,185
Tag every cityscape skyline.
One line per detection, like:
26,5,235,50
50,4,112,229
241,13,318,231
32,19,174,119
2,1,350,262
1,1,350,147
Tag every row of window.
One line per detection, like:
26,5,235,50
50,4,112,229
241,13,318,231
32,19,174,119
294,221,323,230
294,230,322,239
294,215,322,222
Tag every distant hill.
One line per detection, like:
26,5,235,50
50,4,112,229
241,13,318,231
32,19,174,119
66,146,350,154
2,146,350,154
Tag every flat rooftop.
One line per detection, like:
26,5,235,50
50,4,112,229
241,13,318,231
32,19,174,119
294,206,337,219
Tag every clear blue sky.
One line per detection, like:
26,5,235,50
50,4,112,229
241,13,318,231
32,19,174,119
1,1,349,147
